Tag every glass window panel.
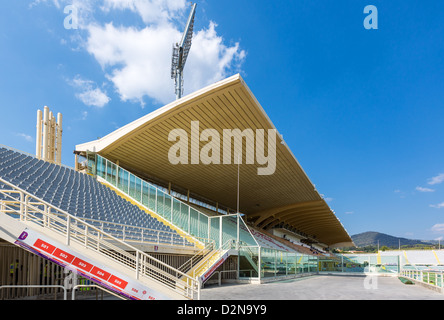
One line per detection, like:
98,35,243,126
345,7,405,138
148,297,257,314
277,251,287,276
287,253,296,275
209,217,220,248
120,170,129,194
156,191,164,217
261,248,276,278
172,198,181,227
164,194,172,222
101,157,107,179
134,177,142,202
129,174,136,199
96,156,105,178
199,214,208,239
180,203,189,232
239,246,259,278
107,162,116,186
148,186,156,211
142,181,150,207
87,153,96,175
190,208,198,236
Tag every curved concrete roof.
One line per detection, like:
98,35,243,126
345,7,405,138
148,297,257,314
76,74,353,247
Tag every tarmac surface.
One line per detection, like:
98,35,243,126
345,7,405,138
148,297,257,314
200,274,444,300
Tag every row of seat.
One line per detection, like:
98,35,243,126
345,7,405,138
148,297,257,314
0,147,192,246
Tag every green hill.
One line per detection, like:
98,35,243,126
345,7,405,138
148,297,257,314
351,231,436,249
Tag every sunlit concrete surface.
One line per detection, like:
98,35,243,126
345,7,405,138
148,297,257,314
200,275,444,300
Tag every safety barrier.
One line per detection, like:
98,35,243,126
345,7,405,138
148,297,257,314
0,177,200,299
88,154,259,250
400,268,444,289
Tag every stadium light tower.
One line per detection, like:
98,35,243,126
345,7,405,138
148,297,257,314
171,3,197,100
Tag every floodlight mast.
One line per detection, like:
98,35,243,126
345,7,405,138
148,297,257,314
171,3,197,100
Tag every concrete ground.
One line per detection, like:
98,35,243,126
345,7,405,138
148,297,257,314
200,274,444,300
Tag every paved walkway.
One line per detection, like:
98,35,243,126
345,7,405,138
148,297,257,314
200,275,444,300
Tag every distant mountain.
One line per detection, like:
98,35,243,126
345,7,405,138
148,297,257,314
351,231,436,248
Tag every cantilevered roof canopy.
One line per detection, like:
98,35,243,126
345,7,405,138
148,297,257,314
76,74,353,247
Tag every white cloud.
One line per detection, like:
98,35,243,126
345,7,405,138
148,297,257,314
102,0,187,25
29,0,61,9
431,224,444,233
416,186,435,192
430,202,444,209
86,22,180,105
77,88,111,107
35,0,247,106
428,173,444,185
16,133,33,142
85,20,246,105
70,75,111,107
185,22,246,94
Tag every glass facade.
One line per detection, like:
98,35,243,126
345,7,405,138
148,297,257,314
86,153,400,281
88,154,259,249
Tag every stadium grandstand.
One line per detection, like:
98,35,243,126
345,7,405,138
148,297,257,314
0,74,356,300
5,74,441,301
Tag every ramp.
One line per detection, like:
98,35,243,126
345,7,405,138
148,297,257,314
0,178,200,300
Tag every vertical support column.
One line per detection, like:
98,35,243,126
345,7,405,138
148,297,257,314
236,214,240,250
66,216,71,246
56,113,63,165
258,247,262,281
207,217,211,243
47,111,53,162
188,206,191,234
37,106,62,163
116,165,119,188
219,216,222,249
135,251,140,280
74,154,79,172
42,106,49,162
36,110,42,159
19,192,24,221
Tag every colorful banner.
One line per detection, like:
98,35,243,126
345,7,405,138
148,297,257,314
15,228,171,300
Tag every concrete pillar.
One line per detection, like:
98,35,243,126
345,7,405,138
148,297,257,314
36,109,42,159
42,106,49,161
56,113,63,164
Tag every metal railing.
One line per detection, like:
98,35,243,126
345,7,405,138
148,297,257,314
188,239,236,279
0,285,67,300
90,154,259,250
74,217,198,249
0,177,200,300
72,284,127,300
178,240,216,275
400,268,444,289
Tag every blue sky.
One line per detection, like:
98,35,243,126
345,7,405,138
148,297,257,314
1,1,444,241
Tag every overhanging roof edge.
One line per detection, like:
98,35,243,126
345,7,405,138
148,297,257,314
238,77,352,243
74,73,353,246
75,74,243,153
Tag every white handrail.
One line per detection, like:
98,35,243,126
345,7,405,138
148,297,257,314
94,155,259,248
189,239,236,279
400,268,444,289
0,177,200,300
